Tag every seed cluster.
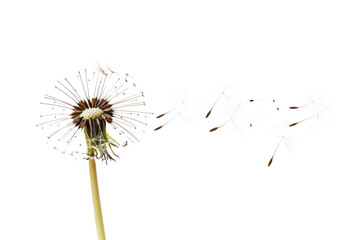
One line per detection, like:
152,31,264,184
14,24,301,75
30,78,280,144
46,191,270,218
80,108,102,120
71,98,114,129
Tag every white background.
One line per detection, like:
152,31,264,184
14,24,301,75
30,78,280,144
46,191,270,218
1,1,360,239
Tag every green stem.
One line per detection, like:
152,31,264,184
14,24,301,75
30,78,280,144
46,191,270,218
89,157,106,240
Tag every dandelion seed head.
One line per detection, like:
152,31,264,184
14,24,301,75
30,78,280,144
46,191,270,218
38,68,150,162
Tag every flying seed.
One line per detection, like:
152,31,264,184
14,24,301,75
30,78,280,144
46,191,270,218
154,126,163,131
268,138,283,167
289,102,313,109
209,119,231,132
154,114,179,131
205,92,224,118
156,107,176,118
209,127,219,132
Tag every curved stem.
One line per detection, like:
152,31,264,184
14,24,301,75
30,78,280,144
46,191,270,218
89,157,106,240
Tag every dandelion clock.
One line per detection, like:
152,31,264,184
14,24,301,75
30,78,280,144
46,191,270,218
37,67,151,240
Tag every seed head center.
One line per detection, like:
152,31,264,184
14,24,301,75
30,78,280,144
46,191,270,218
80,108,102,120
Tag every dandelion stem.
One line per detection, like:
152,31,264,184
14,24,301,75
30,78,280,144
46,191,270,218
89,157,106,240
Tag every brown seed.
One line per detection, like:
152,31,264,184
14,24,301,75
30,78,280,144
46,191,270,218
87,99,92,108
209,127,219,132
78,100,87,109
154,126,163,131
79,120,86,128
102,104,112,109
91,98,96,108
268,157,273,167
156,113,166,118
99,99,109,108
73,105,83,111
93,98,99,107
205,109,212,118
206,93,224,118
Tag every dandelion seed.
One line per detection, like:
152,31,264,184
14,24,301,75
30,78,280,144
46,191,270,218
154,113,180,131
267,124,294,167
249,98,265,103
209,127,219,132
288,114,318,127
208,102,244,134
289,93,324,110
205,92,224,118
289,104,328,128
209,120,230,132
156,107,176,118
289,103,312,109
268,137,283,167
154,126,163,131
154,92,192,131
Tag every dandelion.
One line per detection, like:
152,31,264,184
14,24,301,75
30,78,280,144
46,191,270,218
37,67,151,240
